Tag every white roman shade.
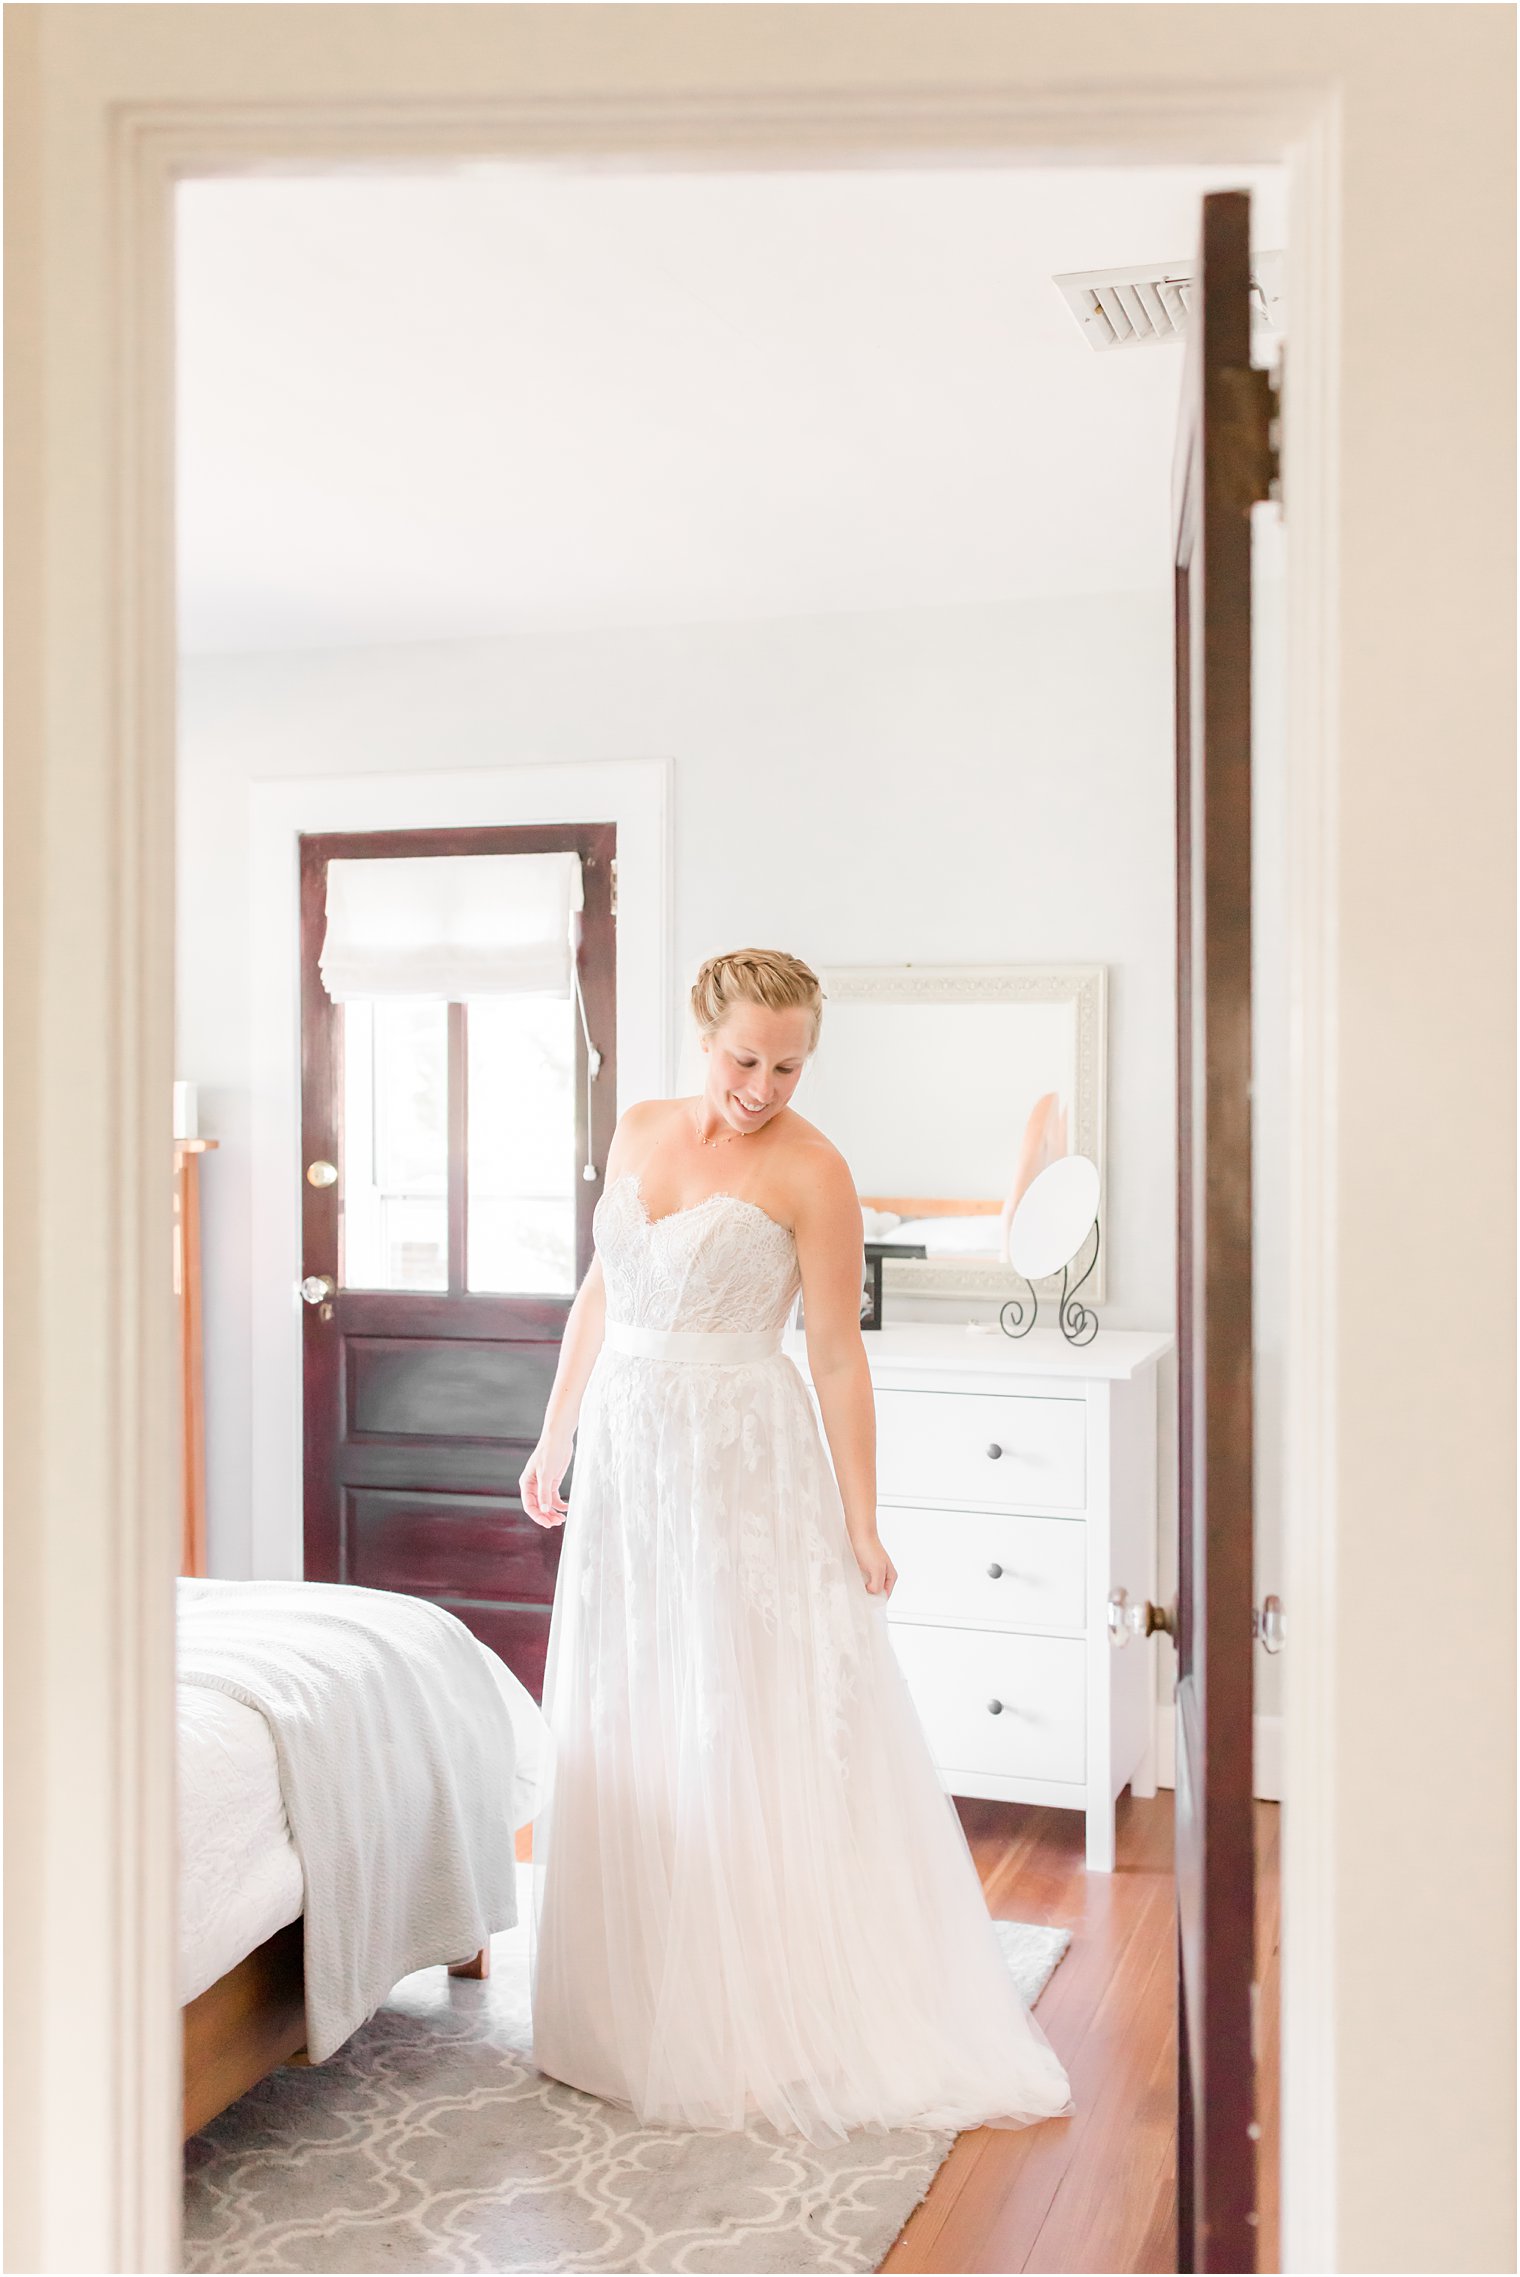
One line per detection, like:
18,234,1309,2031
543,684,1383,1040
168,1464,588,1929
318,852,585,1002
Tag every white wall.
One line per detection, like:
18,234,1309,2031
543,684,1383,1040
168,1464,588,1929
179,587,1190,1558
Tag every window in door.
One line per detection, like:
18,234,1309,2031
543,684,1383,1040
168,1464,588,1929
308,826,615,1304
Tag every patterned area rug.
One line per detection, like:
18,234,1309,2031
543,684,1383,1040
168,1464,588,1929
184,1871,1069,2276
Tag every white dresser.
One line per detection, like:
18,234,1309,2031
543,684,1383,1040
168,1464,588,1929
787,1322,1173,1872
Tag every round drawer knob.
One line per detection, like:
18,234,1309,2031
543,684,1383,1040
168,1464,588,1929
985,1442,1004,1460
987,1698,1004,1715
986,1561,1004,1579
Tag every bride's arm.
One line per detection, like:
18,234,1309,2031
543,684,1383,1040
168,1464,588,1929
794,1155,896,1599
520,1256,607,1528
521,1101,663,1526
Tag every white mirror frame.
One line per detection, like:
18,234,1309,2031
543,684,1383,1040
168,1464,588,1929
814,963,1108,1305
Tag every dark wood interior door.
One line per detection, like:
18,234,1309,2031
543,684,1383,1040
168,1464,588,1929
299,821,616,1700
1172,191,1277,2273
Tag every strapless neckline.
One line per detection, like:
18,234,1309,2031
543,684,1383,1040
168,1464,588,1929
612,1170,794,1243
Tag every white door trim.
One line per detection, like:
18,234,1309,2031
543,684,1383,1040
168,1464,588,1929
1273,101,1342,2277
248,759,673,1583
9,69,1341,2277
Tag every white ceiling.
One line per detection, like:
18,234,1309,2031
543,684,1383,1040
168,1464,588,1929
176,163,1285,658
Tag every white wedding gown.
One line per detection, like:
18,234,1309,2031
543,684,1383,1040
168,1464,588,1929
528,1172,1073,2144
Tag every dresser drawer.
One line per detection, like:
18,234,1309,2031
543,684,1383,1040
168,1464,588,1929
875,1387,1086,1511
887,1623,1086,1786
878,1506,1085,1633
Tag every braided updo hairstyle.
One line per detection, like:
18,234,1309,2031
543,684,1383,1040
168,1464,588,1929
690,948,825,1054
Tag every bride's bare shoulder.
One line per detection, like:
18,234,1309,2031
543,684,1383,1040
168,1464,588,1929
606,1097,686,1175
772,1114,856,1210
618,1096,686,1127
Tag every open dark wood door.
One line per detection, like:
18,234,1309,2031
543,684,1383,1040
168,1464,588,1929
299,822,616,1701
1172,191,1278,2272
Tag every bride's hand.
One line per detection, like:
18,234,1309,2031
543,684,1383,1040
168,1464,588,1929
520,1436,573,1528
850,1532,897,1599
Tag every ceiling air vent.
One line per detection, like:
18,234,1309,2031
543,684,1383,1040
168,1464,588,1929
1054,251,1283,351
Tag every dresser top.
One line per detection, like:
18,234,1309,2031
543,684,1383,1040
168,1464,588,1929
785,1322,1173,1384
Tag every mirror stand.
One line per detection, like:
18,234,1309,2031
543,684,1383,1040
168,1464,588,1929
998,1215,1102,1347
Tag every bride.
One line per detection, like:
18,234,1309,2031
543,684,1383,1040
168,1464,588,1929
519,947,1073,2144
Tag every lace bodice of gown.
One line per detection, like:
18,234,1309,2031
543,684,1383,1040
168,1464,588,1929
594,1173,801,1336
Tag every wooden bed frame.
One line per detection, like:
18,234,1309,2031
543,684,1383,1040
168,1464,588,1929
175,1134,507,2142
857,1193,1000,1216
183,1929,490,2139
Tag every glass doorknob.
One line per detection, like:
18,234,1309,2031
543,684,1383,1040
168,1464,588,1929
300,1274,336,1306
1253,1596,1287,1653
306,1160,338,1188
1107,1587,1177,1644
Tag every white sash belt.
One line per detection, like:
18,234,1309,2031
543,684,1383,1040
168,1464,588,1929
603,1320,783,1364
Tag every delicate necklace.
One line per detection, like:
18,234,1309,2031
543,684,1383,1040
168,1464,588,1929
693,1103,748,1148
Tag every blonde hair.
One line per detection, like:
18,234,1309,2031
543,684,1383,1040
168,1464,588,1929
690,948,825,1053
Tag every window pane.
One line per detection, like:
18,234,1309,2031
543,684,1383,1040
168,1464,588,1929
466,996,576,1294
341,999,448,1290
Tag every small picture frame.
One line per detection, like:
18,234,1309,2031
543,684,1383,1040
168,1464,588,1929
860,1241,928,1331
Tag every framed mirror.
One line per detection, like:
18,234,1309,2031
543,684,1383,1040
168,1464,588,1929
799,963,1108,1303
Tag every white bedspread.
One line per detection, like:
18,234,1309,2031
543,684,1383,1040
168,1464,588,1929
177,1579,545,2056
179,1685,305,2005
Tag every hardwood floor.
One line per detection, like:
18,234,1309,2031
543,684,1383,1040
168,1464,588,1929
882,1791,1282,2276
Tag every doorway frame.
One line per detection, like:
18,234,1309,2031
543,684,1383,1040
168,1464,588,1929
20,80,1341,2277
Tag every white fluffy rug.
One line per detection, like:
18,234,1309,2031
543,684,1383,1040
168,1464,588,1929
184,1873,1069,2275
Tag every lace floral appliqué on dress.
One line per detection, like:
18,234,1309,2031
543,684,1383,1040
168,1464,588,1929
528,1173,1073,2143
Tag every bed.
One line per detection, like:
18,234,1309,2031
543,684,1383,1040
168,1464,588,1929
179,1576,548,2138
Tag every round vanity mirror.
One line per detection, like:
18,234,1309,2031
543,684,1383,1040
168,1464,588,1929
1007,1155,1101,1281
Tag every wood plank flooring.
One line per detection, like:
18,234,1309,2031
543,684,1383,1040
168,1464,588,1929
882,1791,1282,2275
522,1793,1281,2275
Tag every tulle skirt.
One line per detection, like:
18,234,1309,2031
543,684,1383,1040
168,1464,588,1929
528,1344,1073,2144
